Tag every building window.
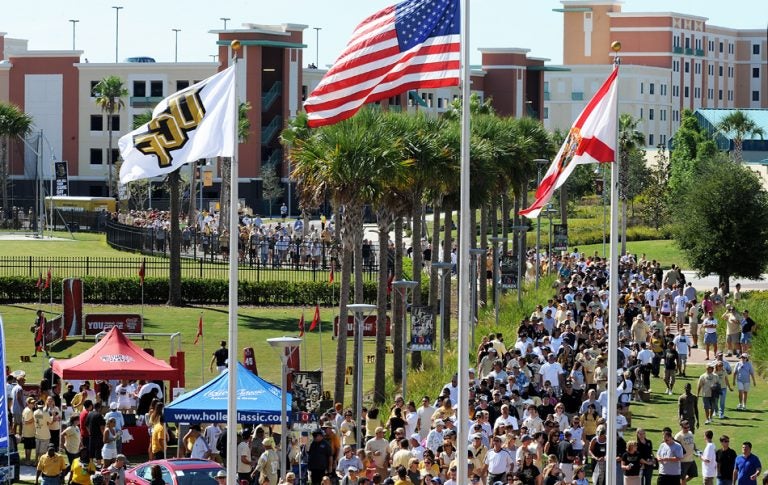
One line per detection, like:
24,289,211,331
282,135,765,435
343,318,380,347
695,63,701,74
649,109,654,120
111,149,120,164
639,108,643,119
640,82,644,94
728,90,734,101
544,81,549,92
694,87,701,99
661,134,667,146
661,109,667,121
708,88,714,100
90,115,103,131
685,37,690,49
719,65,723,76
719,89,723,100
133,81,146,97
649,83,655,95
708,64,714,76
90,81,99,97
543,107,549,119
729,43,734,54
754,91,761,102
648,134,654,146
150,81,163,97
729,67,734,78
708,40,714,52
661,84,667,96
754,67,761,78
685,62,690,73
719,42,724,53
684,86,689,98
302,85,308,102
176,80,190,91
754,44,761,55
109,115,120,131
673,61,679,72
90,149,103,165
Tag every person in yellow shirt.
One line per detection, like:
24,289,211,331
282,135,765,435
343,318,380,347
22,397,37,465
67,449,96,485
35,444,67,485
150,415,168,460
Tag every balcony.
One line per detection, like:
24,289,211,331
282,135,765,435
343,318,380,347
684,48,693,55
695,49,705,56
408,90,428,107
130,96,163,108
571,92,584,101
261,116,283,145
673,46,683,54
261,81,282,112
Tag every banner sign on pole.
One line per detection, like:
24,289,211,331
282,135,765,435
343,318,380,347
410,306,435,351
83,314,143,335
242,347,258,375
553,224,569,252
333,315,392,337
54,161,69,196
500,256,517,291
292,371,323,413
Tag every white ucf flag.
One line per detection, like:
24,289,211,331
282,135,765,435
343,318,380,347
119,65,236,184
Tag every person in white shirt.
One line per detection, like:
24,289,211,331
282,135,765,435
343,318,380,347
416,396,436,441
674,293,689,331
673,328,692,376
539,354,565,394
700,429,717,481
485,435,514,484
425,420,445,454
203,424,223,463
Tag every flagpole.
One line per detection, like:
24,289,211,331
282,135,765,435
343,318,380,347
225,40,241,485
318,310,324,391
200,312,205,387
456,0,471,484
606,42,622,485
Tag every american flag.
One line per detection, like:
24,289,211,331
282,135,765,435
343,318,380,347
305,0,460,127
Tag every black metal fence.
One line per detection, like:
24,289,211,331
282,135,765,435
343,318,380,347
0,255,381,283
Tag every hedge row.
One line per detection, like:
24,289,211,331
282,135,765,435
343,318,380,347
0,276,431,306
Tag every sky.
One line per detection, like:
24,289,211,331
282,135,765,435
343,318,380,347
2,1,765,66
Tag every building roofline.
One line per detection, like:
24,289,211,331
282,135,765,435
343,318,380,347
75,62,218,68
210,23,308,36
9,50,83,58
560,1,623,6
606,11,708,22
478,47,531,55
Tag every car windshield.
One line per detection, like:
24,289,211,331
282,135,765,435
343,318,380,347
174,467,220,485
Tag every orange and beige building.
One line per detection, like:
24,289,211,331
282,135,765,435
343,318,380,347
545,0,767,146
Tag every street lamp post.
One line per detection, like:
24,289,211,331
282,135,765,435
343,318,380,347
510,225,529,305
313,27,322,67
533,159,549,289
468,248,487,347
172,29,181,63
489,237,507,327
69,19,79,51
209,54,218,62
543,206,558,275
220,17,230,30
431,263,452,372
391,281,417,400
347,304,376,447
112,6,123,63
266,336,302,480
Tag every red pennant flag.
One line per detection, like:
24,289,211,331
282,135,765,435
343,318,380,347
193,314,203,345
44,267,52,290
35,273,42,290
309,304,320,332
298,312,305,337
139,260,146,286
329,266,335,284
387,272,395,296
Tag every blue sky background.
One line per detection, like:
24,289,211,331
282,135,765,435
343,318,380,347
3,1,764,65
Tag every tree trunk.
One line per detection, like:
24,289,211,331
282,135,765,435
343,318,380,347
521,181,529,285
334,206,359,404
351,207,365,411
621,197,628,256
410,200,423,370
719,274,730,297
107,113,114,198
479,204,488,305
187,162,197,228
501,192,510,255
393,216,404,384
429,201,441,317
218,157,230,234
490,198,498,238
0,140,8,217
167,169,183,306
374,210,391,404
442,208,452,342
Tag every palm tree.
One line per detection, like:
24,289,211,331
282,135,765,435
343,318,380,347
218,102,252,233
0,102,33,216
716,110,766,163
618,113,645,255
292,107,399,404
94,76,128,197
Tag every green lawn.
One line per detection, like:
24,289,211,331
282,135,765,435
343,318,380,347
0,231,125,258
575,239,688,268
0,303,390,406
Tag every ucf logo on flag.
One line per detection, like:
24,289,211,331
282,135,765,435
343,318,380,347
119,65,236,184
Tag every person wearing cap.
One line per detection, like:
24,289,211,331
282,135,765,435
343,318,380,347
338,465,359,485
365,427,389,476
339,409,357,450
35,443,66,485
733,352,757,411
723,304,741,357
105,454,127,485
307,429,333,484
336,444,363,480
702,310,719,360
697,363,719,425
425,420,445,455
740,309,756,356
214,470,227,485
104,402,124,451
254,436,279,485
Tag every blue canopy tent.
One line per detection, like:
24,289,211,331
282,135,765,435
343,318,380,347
164,362,292,424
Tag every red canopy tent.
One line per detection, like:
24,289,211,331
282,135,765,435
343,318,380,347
52,326,179,380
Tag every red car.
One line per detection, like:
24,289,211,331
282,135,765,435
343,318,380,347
124,458,223,485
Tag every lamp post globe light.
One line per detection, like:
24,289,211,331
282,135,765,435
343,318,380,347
266,336,303,479
390,281,418,401
346,304,377,447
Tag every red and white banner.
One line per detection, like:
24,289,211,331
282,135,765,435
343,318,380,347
520,66,619,219
83,314,143,335
333,315,392,337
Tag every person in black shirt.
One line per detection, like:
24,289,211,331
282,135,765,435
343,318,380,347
556,430,577,482
210,341,228,373
635,428,655,485
87,402,106,463
307,430,333,485
716,434,737,485
622,441,642,484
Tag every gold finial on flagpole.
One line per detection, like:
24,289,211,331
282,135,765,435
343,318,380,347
231,39,241,51
611,41,621,52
